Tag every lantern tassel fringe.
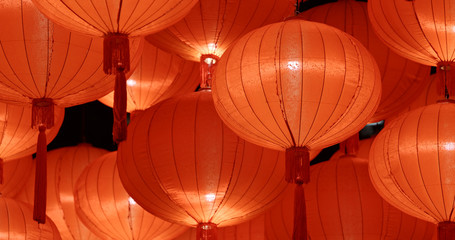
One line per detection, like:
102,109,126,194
293,184,307,240
113,68,127,143
0,158,3,185
33,125,47,224
196,222,218,240
32,98,54,129
438,221,455,240
285,147,310,184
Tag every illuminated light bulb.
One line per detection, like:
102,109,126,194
127,79,137,86
205,193,216,202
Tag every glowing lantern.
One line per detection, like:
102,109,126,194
13,144,109,240
0,197,61,239
264,154,436,240
369,102,455,240
0,156,33,197
146,0,295,88
0,0,142,223
117,90,298,239
368,0,455,99
297,0,431,122
74,151,188,240
212,19,381,239
98,42,200,116
31,0,198,143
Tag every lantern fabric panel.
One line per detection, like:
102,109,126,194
117,91,290,227
30,0,199,37
212,19,382,151
368,0,455,66
0,156,33,197
0,197,61,239
74,151,188,240
369,102,455,224
98,42,200,113
298,0,431,122
0,103,64,161
0,0,143,107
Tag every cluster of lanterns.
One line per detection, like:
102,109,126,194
0,0,453,239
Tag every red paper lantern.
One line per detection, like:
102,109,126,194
297,0,431,122
0,197,61,239
264,155,436,240
31,0,198,143
369,102,455,240
74,151,188,240
13,144,109,240
368,0,455,99
98,42,200,115
0,156,33,197
117,90,299,239
212,19,381,239
0,0,142,223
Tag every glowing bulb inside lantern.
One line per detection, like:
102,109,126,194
205,193,216,202
287,61,300,70
207,43,217,52
204,57,216,65
443,142,455,151
128,197,137,205
127,79,137,86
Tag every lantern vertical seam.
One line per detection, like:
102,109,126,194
334,156,346,238
436,104,449,220
59,0,105,34
46,31,71,98
351,157,365,239
314,164,327,239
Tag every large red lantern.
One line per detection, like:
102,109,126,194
117,90,297,239
14,144,109,239
368,0,455,99
146,0,294,88
264,143,436,240
98,41,200,115
212,19,381,239
31,0,198,143
74,151,188,240
298,0,431,122
0,0,142,223
0,197,61,239
369,102,455,240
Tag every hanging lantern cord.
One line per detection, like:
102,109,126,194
437,62,455,100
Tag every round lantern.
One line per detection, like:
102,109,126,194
146,0,294,88
297,0,431,122
0,156,33,197
0,0,142,223
31,0,198,143
264,155,436,240
369,102,455,239
13,144,109,240
212,19,381,239
368,0,455,99
118,90,297,239
98,41,200,115
0,197,61,239
74,151,188,240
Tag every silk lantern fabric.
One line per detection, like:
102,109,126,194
146,0,294,62
0,197,61,239
14,144,109,240
298,0,431,122
117,91,290,232
74,151,188,240
0,156,33,197
98,42,200,114
0,103,64,162
264,156,436,240
369,102,455,238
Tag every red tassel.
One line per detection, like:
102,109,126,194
32,98,54,129
293,184,307,240
285,147,310,184
438,221,455,240
196,223,218,240
200,54,219,89
339,133,359,156
33,125,47,224
103,34,130,74
0,158,3,185
113,68,127,143
437,61,455,99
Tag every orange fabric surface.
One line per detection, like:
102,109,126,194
74,151,188,240
298,0,431,122
0,156,33,198
212,19,382,151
